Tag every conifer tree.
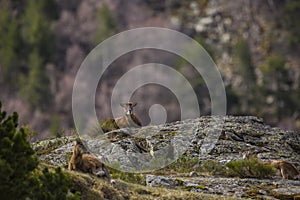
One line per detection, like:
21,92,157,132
0,102,38,199
0,102,80,200
21,0,55,62
94,4,118,44
0,0,20,87
284,0,300,48
19,0,56,110
20,49,52,110
261,53,291,121
234,39,257,114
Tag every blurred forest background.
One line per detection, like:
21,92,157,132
0,0,299,140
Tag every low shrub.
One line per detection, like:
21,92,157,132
109,162,146,185
196,160,228,176
157,155,199,174
0,101,79,199
226,158,276,179
99,119,118,133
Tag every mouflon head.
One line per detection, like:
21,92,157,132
120,102,137,115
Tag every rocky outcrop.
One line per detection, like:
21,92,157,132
146,175,300,199
33,116,300,199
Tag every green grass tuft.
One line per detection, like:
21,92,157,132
226,158,276,179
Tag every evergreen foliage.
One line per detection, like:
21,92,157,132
234,39,256,84
50,115,61,137
261,53,294,120
0,102,80,200
0,102,38,199
0,0,20,87
234,39,257,114
225,84,240,115
193,34,214,59
197,160,228,176
0,0,56,110
18,0,56,110
94,4,118,44
29,167,80,200
19,49,52,110
226,158,276,179
284,0,300,48
164,155,199,174
21,0,55,61
0,0,299,130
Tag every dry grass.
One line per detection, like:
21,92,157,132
66,170,239,200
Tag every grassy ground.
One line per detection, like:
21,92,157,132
67,170,239,200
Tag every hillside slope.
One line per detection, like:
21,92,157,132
34,116,300,199
1,0,299,139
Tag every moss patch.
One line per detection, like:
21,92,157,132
100,119,119,133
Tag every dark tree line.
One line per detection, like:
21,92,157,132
0,0,57,110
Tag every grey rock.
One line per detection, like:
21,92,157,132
199,17,213,25
146,175,182,187
271,187,300,199
34,116,300,198
146,175,300,198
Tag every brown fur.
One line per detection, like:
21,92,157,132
68,139,111,183
115,114,141,128
101,102,142,132
242,151,300,180
263,160,300,180
116,102,141,127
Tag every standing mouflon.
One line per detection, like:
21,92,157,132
68,138,111,183
263,160,300,180
242,150,300,180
